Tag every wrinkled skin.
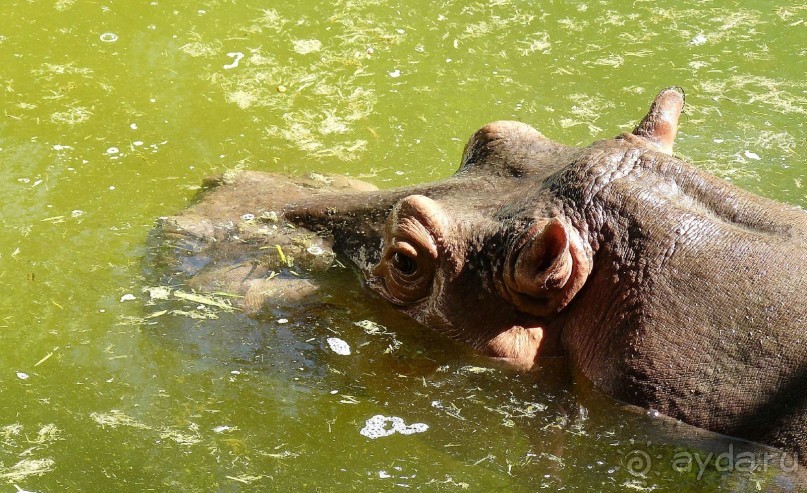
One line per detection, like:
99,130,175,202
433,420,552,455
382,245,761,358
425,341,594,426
155,88,807,464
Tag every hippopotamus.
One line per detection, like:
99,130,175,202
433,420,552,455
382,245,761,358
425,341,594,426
153,88,807,464
149,172,378,313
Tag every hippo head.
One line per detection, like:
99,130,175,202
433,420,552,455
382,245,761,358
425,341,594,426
286,88,685,369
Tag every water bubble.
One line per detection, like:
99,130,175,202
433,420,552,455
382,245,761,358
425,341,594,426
99,32,118,43
306,246,324,256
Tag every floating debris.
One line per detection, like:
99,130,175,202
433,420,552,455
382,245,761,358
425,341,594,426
0,459,54,482
353,319,402,352
50,106,92,125
226,474,268,485
15,372,29,380
274,244,292,266
354,319,385,334
180,35,222,58
259,210,279,222
458,365,496,374
744,150,761,160
326,337,351,355
13,485,39,493
144,285,171,300
360,415,428,439
223,52,244,69
91,410,201,445
689,33,707,46
54,0,77,11
119,293,136,302
292,39,322,54
173,290,237,311
34,350,55,367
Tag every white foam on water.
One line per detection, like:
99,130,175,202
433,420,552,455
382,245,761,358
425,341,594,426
359,415,428,439
326,337,351,355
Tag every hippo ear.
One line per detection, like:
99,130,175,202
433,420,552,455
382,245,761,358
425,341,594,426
499,218,589,318
630,87,685,155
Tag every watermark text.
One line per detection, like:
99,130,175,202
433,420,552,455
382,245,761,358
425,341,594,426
624,444,799,480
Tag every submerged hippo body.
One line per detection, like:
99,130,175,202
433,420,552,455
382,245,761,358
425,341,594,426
157,88,807,462
149,172,376,313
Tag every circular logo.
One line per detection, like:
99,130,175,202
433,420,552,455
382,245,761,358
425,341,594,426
624,449,652,477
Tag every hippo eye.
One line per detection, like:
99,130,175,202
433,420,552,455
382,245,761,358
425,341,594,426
372,195,444,306
392,252,417,275
377,240,436,305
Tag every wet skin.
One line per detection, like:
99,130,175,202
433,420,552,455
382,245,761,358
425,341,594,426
155,88,807,464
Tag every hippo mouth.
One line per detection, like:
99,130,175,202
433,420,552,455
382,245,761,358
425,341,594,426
483,323,552,370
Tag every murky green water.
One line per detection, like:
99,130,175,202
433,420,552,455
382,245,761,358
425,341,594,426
1,1,805,491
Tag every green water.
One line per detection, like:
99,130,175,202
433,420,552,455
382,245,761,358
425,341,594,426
1,1,805,491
